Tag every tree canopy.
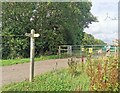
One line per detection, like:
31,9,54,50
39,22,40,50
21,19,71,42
2,2,102,59
82,33,106,45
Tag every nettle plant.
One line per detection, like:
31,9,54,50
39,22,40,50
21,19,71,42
68,57,84,77
67,56,87,79
67,57,78,77
86,55,119,91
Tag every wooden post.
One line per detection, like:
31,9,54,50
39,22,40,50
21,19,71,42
25,29,39,82
58,46,61,59
67,46,69,55
69,46,72,56
30,29,35,82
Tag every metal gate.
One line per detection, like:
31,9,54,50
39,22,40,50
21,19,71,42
58,45,118,58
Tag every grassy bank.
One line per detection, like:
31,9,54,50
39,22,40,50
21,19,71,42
1,55,59,66
2,68,90,91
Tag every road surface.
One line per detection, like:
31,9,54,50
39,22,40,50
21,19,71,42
2,58,70,86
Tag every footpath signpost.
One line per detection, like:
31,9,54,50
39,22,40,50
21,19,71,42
25,29,39,82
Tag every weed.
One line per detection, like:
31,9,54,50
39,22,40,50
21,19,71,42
86,55,119,91
67,57,78,77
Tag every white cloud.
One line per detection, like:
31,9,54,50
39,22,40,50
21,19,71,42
91,0,119,3
84,0,118,44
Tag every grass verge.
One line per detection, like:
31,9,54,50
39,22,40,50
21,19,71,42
1,55,59,66
2,68,90,91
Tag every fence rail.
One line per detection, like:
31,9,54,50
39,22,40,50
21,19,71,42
58,45,119,58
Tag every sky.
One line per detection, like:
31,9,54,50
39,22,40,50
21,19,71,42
84,0,119,45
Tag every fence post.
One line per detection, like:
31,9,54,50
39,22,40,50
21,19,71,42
58,46,61,58
69,46,72,56
67,46,69,55
67,45,72,56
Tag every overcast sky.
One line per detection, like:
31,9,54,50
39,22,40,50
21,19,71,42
84,0,119,44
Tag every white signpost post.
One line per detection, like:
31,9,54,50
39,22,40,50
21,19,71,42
25,29,39,82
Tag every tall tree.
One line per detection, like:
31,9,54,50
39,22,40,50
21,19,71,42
82,33,106,45
2,2,97,59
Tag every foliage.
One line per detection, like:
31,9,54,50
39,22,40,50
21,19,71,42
86,55,119,91
82,33,106,45
2,2,97,59
67,57,78,77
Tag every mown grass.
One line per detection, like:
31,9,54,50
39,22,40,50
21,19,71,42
1,55,59,66
2,68,90,91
